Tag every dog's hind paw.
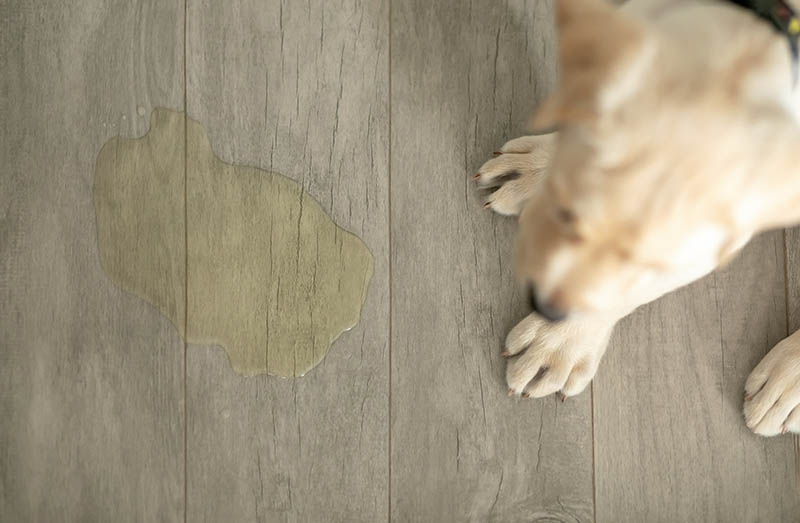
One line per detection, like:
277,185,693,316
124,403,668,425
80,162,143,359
474,134,555,216
744,330,800,436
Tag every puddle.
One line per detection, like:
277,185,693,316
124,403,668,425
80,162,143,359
94,108,374,377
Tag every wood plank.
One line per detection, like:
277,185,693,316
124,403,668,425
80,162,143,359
783,227,800,495
390,2,595,520
0,1,185,521
184,1,389,521
595,232,800,520
788,228,800,339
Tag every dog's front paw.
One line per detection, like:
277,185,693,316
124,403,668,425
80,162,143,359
504,314,614,399
744,330,800,436
474,134,555,216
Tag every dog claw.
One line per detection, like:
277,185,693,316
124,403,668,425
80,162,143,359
782,425,789,435
522,392,531,398
501,350,510,357
744,392,752,402
508,388,515,397
484,201,492,209
473,173,481,180
560,392,567,403
492,151,502,156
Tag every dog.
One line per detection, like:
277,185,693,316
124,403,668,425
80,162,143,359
475,0,800,436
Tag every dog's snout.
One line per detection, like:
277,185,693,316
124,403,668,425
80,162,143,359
527,285,567,322
526,285,539,311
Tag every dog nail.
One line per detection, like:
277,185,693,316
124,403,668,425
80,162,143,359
501,350,510,357
507,388,515,397
560,393,567,403
522,392,531,398
493,151,502,156
782,425,789,435
484,201,491,209
473,173,481,180
744,392,752,402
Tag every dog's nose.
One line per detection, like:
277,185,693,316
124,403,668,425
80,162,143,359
527,285,567,322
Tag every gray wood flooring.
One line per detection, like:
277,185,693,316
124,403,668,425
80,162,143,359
2,0,798,521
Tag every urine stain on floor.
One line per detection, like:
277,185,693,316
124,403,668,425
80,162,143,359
94,108,374,377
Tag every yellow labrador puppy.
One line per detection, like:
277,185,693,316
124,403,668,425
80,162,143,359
476,0,800,436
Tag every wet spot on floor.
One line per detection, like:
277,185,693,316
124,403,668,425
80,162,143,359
94,108,373,377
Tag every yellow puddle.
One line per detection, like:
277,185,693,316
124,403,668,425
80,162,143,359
94,108,373,377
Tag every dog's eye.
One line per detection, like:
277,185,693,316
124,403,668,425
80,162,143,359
553,207,583,243
556,207,576,224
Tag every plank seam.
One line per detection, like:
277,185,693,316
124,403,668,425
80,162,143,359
783,229,800,493
387,0,393,520
183,0,189,520
591,382,597,523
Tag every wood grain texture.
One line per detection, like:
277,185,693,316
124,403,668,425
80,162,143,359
788,228,800,335
0,1,185,521
390,1,595,521
6,1,800,520
595,231,800,521
783,227,800,495
184,0,389,521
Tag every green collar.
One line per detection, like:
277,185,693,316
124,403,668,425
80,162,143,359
728,0,800,85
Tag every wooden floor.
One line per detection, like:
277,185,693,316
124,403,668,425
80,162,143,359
3,1,800,521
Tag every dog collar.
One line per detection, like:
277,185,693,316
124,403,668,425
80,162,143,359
727,0,800,86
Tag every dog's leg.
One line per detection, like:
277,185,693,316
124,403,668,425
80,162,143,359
475,133,555,216
504,313,616,398
744,329,800,435
475,132,616,398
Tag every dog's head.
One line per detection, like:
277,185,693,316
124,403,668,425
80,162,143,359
518,0,800,320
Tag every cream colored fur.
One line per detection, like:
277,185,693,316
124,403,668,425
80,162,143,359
477,0,800,436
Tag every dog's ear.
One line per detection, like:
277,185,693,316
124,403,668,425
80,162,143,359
530,0,656,131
